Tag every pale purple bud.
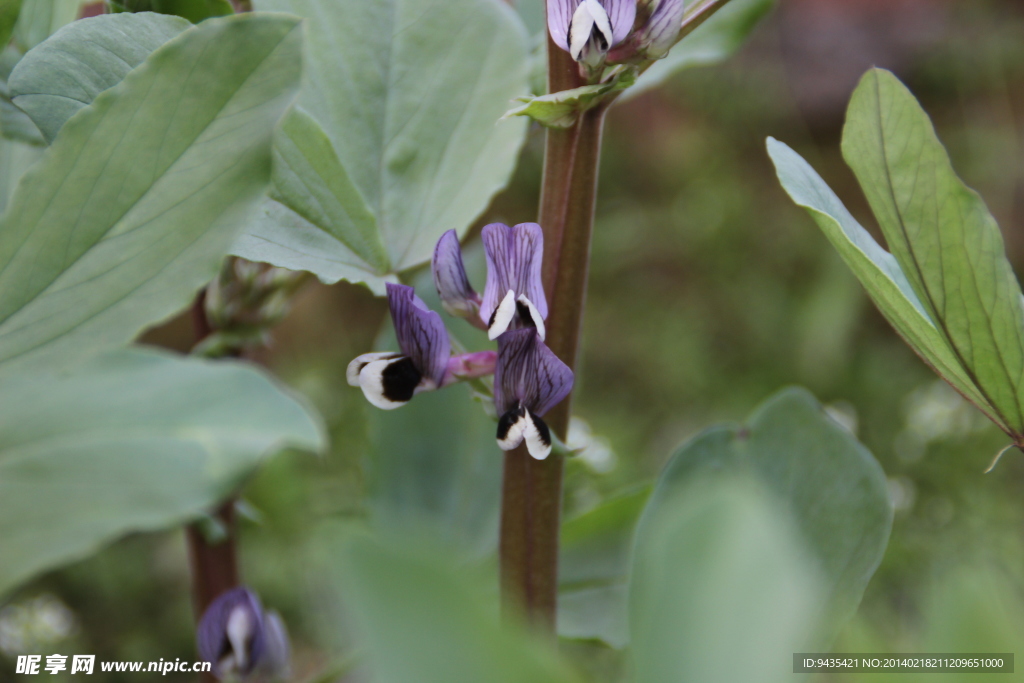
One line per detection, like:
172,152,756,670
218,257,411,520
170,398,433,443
494,329,574,460
346,284,450,410
481,223,548,341
548,0,637,68
637,0,685,58
432,230,483,325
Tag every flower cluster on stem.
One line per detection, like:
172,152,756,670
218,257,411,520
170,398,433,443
348,224,573,460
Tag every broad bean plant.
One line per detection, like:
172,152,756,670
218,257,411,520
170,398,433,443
0,0,1010,681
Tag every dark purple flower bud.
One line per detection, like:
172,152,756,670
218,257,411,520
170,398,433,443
548,0,636,69
636,0,685,58
347,284,451,410
481,223,548,341
432,230,484,324
494,329,574,460
196,587,267,680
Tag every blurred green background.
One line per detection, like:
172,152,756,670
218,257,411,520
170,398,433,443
5,0,1024,680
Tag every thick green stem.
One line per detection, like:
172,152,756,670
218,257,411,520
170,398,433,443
498,25,606,631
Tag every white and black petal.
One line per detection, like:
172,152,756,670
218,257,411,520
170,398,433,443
569,0,614,66
496,403,553,460
488,289,518,340
347,351,403,387
357,355,427,410
497,403,528,451
516,294,546,341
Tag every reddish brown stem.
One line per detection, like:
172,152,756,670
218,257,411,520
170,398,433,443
498,20,606,632
186,501,240,614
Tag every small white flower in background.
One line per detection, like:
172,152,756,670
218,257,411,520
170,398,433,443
568,417,617,473
0,595,75,657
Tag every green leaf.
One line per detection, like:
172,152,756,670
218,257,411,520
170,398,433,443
13,0,79,51
645,387,892,647
9,12,191,143
629,477,823,683
766,138,1005,431
0,0,24,52
624,0,774,102
558,485,651,647
0,13,301,374
0,46,44,146
109,0,233,24
336,534,585,683
0,136,40,211
239,0,529,284
268,107,388,273
0,348,325,598
842,68,1024,437
505,67,636,129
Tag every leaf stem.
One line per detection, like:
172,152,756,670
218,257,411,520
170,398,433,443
498,22,606,632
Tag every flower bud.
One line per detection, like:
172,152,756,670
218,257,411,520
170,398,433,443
196,587,290,681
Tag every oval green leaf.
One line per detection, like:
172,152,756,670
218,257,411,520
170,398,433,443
639,387,892,649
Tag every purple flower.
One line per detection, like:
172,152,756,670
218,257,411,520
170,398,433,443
635,0,685,58
494,329,574,460
347,284,451,410
548,0,636,69
431,224,548,341
433,230,482,322
197,587,290,681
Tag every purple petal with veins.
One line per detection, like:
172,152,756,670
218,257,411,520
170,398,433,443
495,329,574,417
481,223,547,326
550,0,637,55
640,0,684,57
432,230,480,319
605,0,638,45
387,283,450,386
547,0,575,51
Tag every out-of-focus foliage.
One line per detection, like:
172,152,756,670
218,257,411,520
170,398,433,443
235,0,530,292
334,533,585,683
629,478,823,683
5,2,1024,682
645,387,891,647
0,350,324,599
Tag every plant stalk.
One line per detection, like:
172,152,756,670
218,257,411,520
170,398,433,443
186,293,241,683
499,22,607,631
